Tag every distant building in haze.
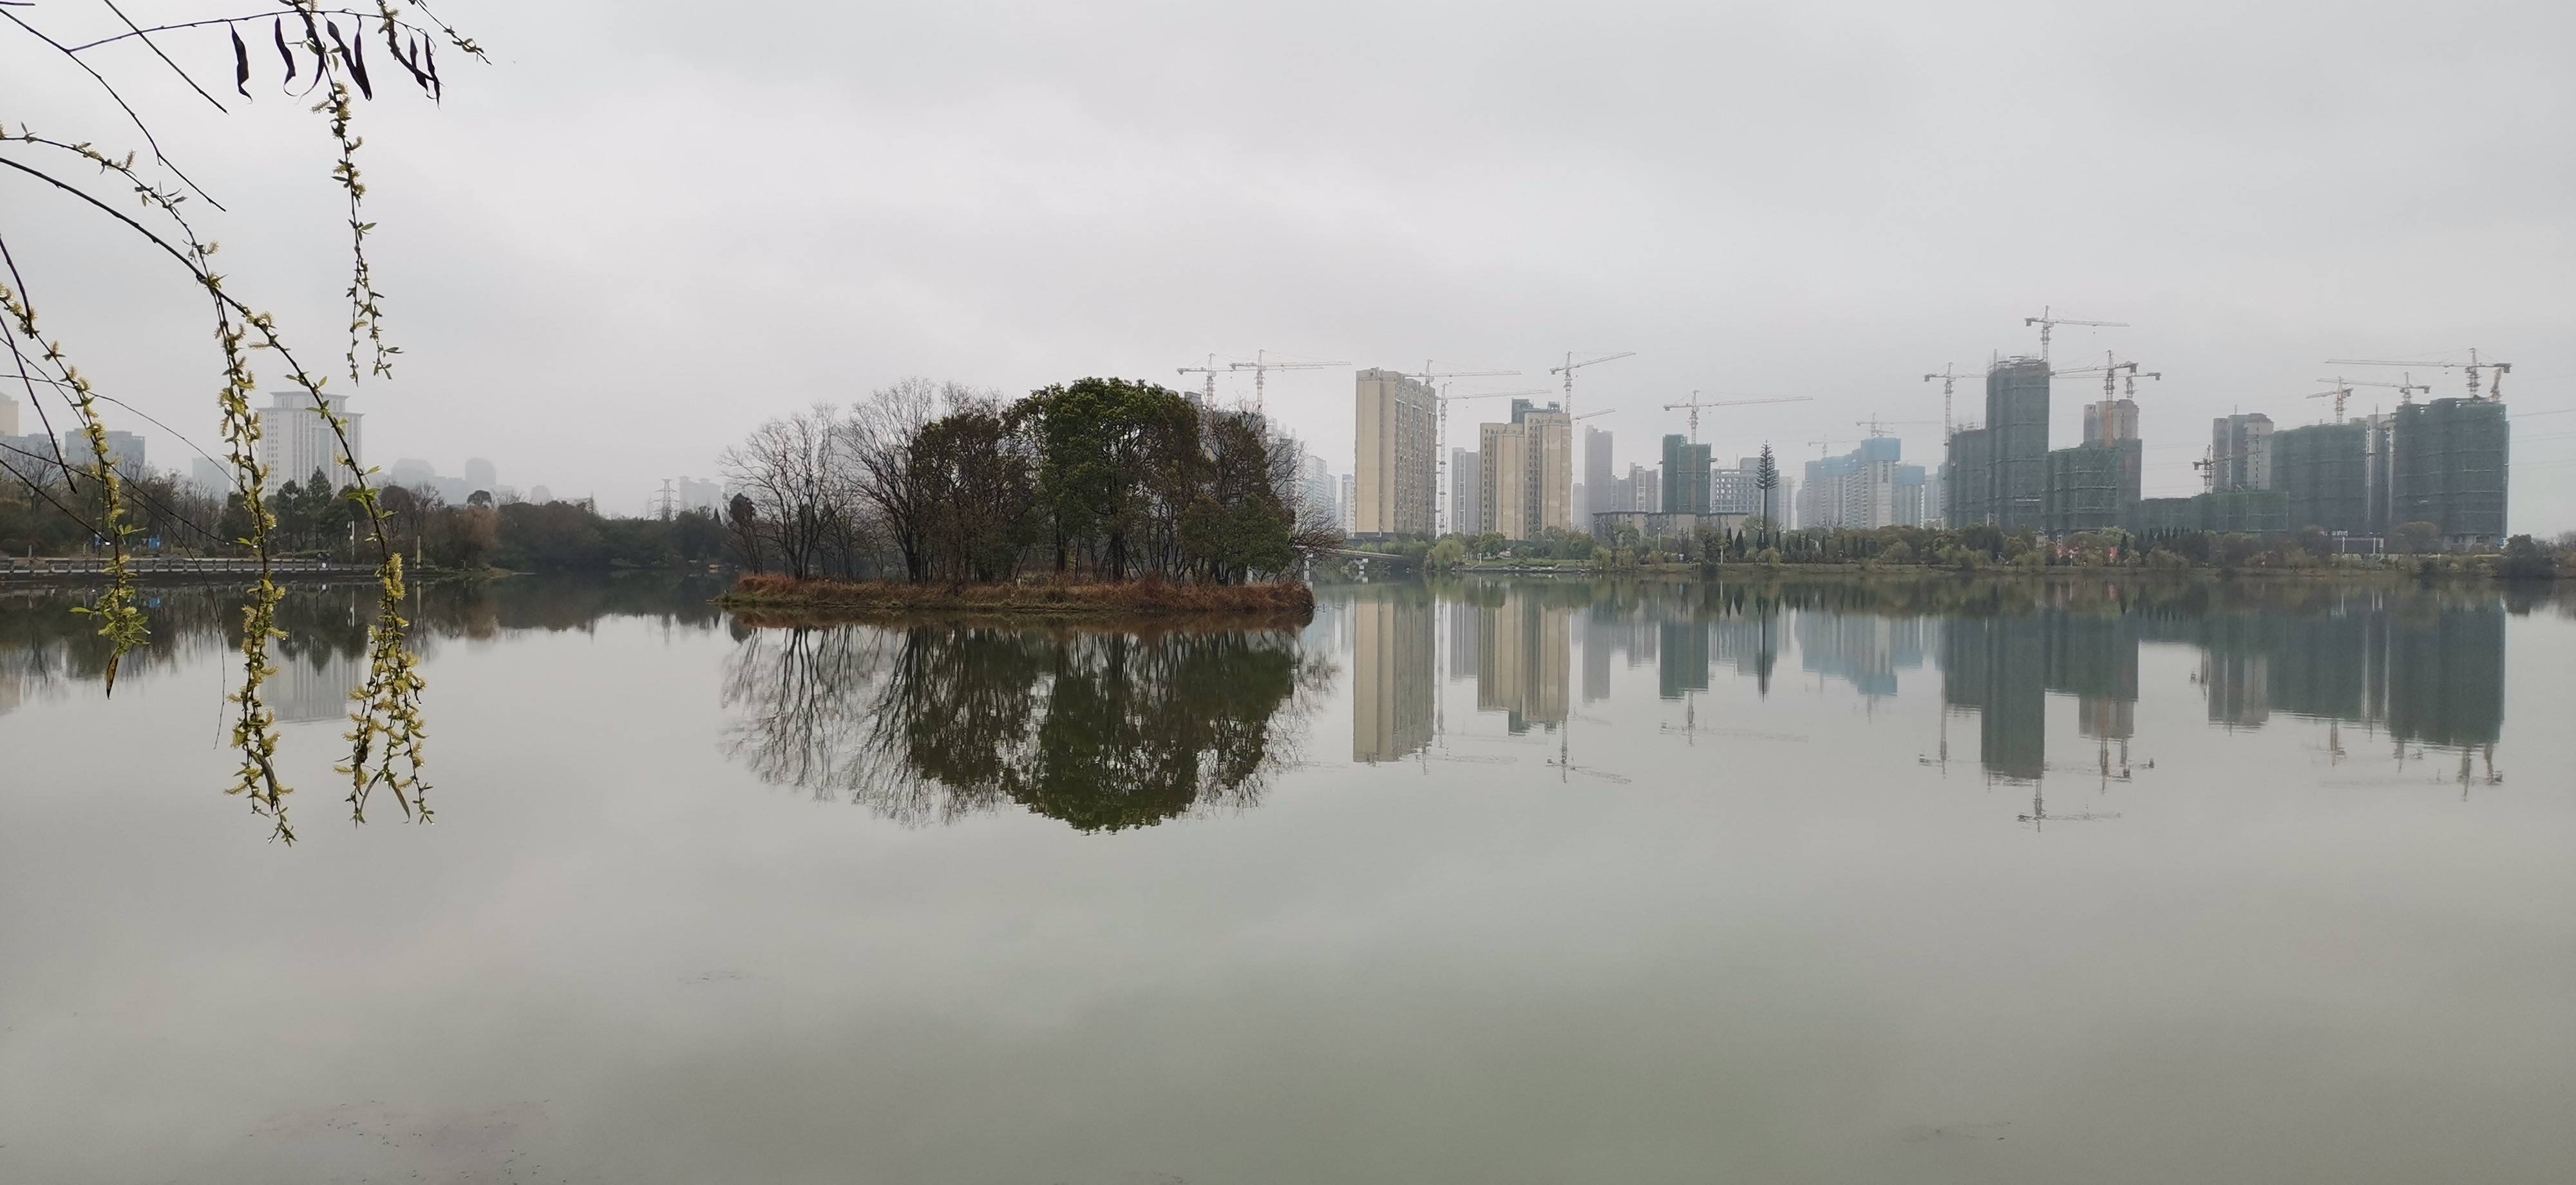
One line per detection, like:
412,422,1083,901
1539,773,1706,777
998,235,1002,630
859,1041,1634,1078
1710,457,1760,515
1582,427,1613,521
258,392,363,491
2210,413,2275,492
1352,368,1437,536
1338,473,1355,535
389,457,437,491
1801,437,1924,529
1449,448,1479,535
0,393,15,436
2083,397,2140,447
464,456,498,497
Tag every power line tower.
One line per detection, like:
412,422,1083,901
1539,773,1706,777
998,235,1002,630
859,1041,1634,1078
653,479,677,522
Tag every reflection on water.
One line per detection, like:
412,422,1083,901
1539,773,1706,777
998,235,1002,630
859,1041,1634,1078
719,623,1331,830
1331,577,2537,805
2,575,2546,820
4,574,2573,1183
0,576,727,719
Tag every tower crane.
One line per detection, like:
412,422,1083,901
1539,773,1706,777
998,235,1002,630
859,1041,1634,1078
1573,408,1615,422
2024,307,2128,365
1921,363,1984,439
2193,446,2248,493
1547,350,1634,421
2322,350,2511,401
1228,350,1350,413
1435,386,1554,535
2306,381,2356,424
1660,393,1814,446
1854,416,1939,438
1401,361,1517,386
1175,353,1231,402
2314,373,2432,410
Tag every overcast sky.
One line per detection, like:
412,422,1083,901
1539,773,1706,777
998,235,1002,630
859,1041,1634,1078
8,1,2573,528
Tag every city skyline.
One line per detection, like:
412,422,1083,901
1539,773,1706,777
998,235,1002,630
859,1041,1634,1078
6,4,2567,531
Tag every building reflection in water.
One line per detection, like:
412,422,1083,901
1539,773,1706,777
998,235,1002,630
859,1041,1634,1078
1349,587,1435,763
1931,587,2509,798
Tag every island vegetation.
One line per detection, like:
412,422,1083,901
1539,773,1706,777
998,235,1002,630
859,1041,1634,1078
711,377,1330,620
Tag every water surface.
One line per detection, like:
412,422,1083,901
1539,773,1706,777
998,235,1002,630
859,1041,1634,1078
3,574,2570,1183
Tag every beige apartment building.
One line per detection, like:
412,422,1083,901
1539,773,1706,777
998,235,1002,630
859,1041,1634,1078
1477,399,1573,541
1352,368,1438,536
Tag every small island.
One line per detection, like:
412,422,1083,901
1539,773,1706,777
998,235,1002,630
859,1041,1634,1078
712,377,1329,623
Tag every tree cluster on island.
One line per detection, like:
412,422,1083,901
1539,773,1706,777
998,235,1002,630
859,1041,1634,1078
719,377,1336,589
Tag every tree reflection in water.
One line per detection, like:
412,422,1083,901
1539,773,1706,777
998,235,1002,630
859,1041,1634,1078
721,623,1331,831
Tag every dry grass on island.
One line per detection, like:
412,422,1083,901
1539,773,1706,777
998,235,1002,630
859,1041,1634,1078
720,573,1317,624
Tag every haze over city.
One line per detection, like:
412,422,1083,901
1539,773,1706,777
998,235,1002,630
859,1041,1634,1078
3,0,2568,529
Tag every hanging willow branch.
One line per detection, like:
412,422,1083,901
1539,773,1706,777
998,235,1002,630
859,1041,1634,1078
0,1,485,842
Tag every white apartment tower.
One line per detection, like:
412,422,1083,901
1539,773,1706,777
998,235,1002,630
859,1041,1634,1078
257,392,363,491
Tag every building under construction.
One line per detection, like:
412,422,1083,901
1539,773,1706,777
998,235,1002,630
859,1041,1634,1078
2042,440,2143,534
2390,397,2510,546
1940,357,2050,531
2273,421,2372,536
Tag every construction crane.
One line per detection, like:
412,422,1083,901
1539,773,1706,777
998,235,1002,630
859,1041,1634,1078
2315,374,2432,411
1228,349,1350,413
1806,438,1842,459
1547,350,1634,421
2025,307,2128,365
1175,353,1231,402
2306,381,2356,423
1573,408,1615,422
1435,386,1554,534
1660,393,1814,445
2322,350,2512,401
1920,363,1984,439
1402,361,1517,386
1853,415,1939,438
2193,446,2248,493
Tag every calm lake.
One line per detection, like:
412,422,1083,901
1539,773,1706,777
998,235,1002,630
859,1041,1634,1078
3,574,2571,1183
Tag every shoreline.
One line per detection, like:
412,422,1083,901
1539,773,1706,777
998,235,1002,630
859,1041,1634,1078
717,575,1319,624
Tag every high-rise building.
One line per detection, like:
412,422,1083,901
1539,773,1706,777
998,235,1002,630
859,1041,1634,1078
464,456,498,497
258,392,364,492
1338,473,1356,534
1477,400,1572,540
1450,448,1480,535
389,457,438,491
530,484,555,505
62,430,149,479
1946,428,1994,527
1710,457,1760,515
1298,453,1338,533
1352,368,1438,536
2210,413,2275,492
2390,397,2509,547
0,393,16,436
1987,357,2051,531
1660,434,1712,515
2083,398,2140,447
1582,427,1613,522
188,457,230,497
2273,421,2370,536
1799,437,1919,529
